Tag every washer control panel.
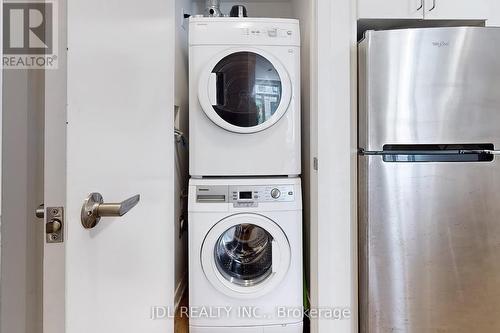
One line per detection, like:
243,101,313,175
229,185,295,203
195,184,296,206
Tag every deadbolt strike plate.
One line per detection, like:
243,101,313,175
46,206,64,243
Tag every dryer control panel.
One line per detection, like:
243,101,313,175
189,18,301,47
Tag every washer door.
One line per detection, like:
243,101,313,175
201,213,291,299
198,48,292,134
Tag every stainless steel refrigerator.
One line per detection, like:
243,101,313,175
359,27,500,333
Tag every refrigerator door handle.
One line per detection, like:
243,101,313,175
359,149,463,156
359,148,498,163
472,150,500,155
359,149,500,156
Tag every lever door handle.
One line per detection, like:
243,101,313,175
81,192,140,229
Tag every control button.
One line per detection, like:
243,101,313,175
288,191,294,196
271,188,281,199
268,28,277,37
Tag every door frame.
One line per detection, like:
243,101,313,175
43,0,67,332
309,0,358,332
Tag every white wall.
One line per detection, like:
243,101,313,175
193,1,292,18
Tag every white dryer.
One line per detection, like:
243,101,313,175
189,18,301,177
188,178,303,333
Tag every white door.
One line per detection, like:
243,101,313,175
424,0,492,20
198,49,292,133
358,0,424,19
43,1,175,333
201,214,291,299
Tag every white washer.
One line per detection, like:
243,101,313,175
189,18,301,177
188,178,303,333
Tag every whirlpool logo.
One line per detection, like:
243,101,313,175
432,41,450,48
3,0,58,69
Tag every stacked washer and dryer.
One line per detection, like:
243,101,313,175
188,15,303,333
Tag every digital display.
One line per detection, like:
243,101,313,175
239,191,253,200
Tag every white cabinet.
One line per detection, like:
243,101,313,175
488,11,500,26
358,0,424,19
359,0,500,25
423,0,500,27
424,0,491,21
485,1,500,26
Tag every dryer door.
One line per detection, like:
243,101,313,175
201,213,291,299
198,48,292,134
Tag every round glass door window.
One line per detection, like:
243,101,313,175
215,224,273,287
211,52,282,128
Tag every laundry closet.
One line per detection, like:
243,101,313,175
1,0,356,333
174,1,315,332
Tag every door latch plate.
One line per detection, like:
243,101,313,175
46,207,64,243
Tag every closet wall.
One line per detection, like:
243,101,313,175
193,1,293,18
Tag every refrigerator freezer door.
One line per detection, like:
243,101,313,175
359,156,500,332
359,27,500,151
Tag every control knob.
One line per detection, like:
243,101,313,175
270,188,281,199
